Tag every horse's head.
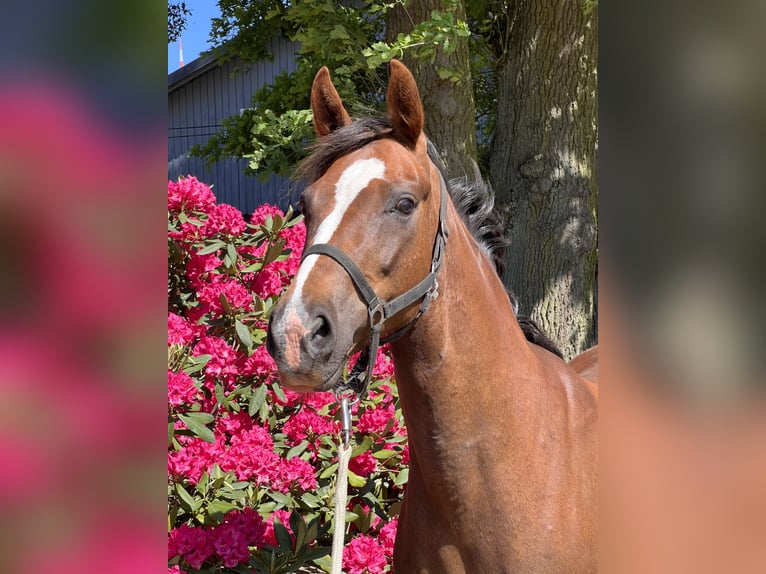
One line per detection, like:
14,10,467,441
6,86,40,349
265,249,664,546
266,60,445,392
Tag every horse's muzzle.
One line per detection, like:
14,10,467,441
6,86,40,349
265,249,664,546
266,301,343,392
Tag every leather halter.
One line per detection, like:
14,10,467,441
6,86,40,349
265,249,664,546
301,169,449,400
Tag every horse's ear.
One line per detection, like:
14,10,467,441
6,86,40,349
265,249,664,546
386,59,424,147
311,67,352,138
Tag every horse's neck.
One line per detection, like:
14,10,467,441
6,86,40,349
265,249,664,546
390,207,542,494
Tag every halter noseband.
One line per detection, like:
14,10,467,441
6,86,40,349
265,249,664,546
300,169,449,401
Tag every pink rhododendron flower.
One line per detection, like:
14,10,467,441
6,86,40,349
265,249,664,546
282,407,337,447
349,450,377,477
203,202,246,237
168,312,198,346
197,277,253,316
357,402,397,436
274,456,318,492
240,344,277,378
167,370,201,407
250,264,286,299
379,518,398,557
168,523,215,570
246,203,307,298
168,176,216,213
184,252,222,290
193,335,241,386
168,508,266,570
372,345,395,378
168,436,225,483
343,535,388,574
215,411,255,436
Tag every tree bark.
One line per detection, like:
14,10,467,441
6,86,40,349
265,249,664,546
489,0,598,359
386,0,480,179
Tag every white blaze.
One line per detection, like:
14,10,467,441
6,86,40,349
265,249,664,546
291,158,385,305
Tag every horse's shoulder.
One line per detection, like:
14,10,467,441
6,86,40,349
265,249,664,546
569,345,598,387
528,343,599,408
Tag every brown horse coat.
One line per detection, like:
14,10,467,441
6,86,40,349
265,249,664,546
267,60,598,573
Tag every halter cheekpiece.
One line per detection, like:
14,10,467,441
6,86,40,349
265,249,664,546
301,170,449,402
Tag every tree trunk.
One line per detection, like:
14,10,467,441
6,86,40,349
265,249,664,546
489,0,598,360
386,0,480,179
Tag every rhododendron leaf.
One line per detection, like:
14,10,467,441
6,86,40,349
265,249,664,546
394,467,409,486
305,518,319,543
249,384,268,416
167,421,174,446
214,382,226,406
347,469,367,488
319,462,339,480
263,239,286,265
207,499,238,521
259,501,278,514
226,242,238,263
372,449,397,460
291,511,306,549
196,471,209,495
274,521,293,551
269,491,292,507
272,382,288,403
241,261,264,273
178,413,216,443
197,240,225,255
235,319,253,349
219,292,234,314
351,436,373,458
175,483,198,512
286,440,309,460
313,555,332,571
300,491,321,508
183,353,211,375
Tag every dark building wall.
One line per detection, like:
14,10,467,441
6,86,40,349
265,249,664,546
168,35,299,214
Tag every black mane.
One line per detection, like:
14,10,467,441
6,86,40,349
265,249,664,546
295,116,563,359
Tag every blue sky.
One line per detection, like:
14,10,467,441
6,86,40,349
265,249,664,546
168,1,221,74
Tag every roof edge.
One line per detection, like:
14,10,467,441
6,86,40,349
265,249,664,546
168,52,220,92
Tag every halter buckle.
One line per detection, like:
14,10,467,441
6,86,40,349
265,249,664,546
368,300,385,329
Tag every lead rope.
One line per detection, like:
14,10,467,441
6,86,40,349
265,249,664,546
331,395,355,574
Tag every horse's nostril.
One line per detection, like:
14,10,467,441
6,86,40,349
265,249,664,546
311,315,331,340
305,314,334,359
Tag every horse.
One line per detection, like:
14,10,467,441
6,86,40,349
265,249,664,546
266,60,598,573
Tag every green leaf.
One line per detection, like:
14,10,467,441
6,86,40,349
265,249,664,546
208,499,238,520
226,242,238,265
269,491,292,507
235,319,253,349
319,462,339,480
372,449,397,460
346,469,367,488
272,382,287,403
263,239,285,265
175,483,198,511
286,440,309,460
178,413,216,443
197,240,225,255
351,435,372,458
249,384,268,416
168,421,175,446
394,467,409,486
273,521,293,551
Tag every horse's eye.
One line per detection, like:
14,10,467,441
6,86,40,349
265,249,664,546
395,197,415,215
